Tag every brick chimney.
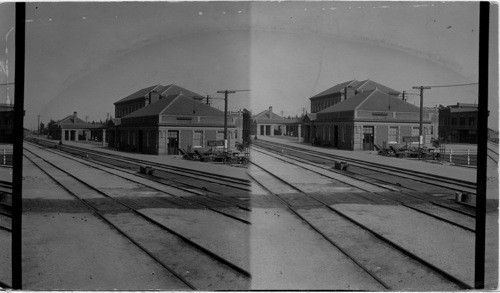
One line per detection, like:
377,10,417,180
268,106,273,117
344,86,357,100
73,112,77,123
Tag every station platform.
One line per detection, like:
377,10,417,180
258,136,498,201
25,136,249,182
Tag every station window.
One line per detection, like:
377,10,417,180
469,117,475,126
193,131,203,147
412,126,420,137
216,131,224,141
388,126,398,143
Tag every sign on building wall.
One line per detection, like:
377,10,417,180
403,136,419,142
207,140,224,146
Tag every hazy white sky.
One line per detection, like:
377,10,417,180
0,2,497,129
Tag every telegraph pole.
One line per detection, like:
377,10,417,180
217,90,235,153
37,115,40,134
216,89,250,153
412,86,431,148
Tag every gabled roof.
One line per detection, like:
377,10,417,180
54,114,104,129
355,79,399,95
159,84,204,99
318,89,419,113
162,94,224,116
122,93,224,119
114,85,159,104
311,79,399,99
310,80,358,99
253,109,285,120
252,108,288,124
114,84,204,105
55,114,88,126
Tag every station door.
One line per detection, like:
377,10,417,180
362,126,374,150
167,130,179,155
333,125,339,148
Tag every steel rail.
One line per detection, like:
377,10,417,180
249,160,474,290
254,140,476,194
486,143,498,164
0,225,11,232
245,173,392,290
253,147,475,232
24,147,251,279
59,145,251,189
26,138,251,188
22,152,197,290
25,141,251,220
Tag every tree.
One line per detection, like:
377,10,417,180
46,119,57,137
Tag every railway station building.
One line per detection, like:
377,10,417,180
308,79,438,150
438,103,478,144
109,84,241,155
251,106,289,137
48,112,104,142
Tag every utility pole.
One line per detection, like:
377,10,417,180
205,95,211,106
37,115,40,134
216,89,250,153
412,86,431,148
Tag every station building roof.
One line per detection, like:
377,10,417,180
447,103,478,113
252,107,288,124
54,113,103,129
114,84,204,105
311,79,399,99
122,93,225,119
318,88,419,114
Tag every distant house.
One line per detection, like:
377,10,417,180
0,103,14,144
439,103,478,143
309,82,437,150
109,84,241,155
48,112,103,142
251,106,289,136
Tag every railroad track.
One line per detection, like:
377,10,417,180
249,150,474,290
0,180,12,233
23,144,251,290
252,147,475,231
25,141,251,224
25,138,251,192
253,140,477,195
0,179,11,289
487,141,499,164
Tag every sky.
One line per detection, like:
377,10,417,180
0,2,498,130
